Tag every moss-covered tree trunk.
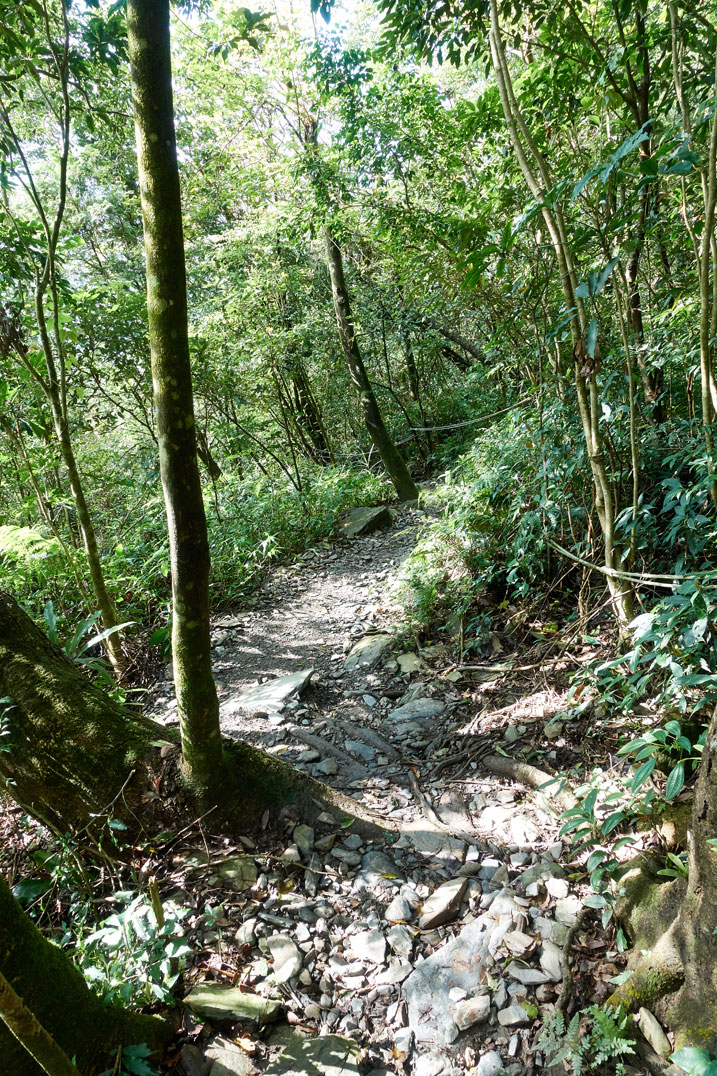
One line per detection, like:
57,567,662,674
324,234,418,502
609,707,717,1049
0,591,388,841
0,874,171,1076
0,591,162,833
126,0,228,799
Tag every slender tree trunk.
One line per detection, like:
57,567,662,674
324,234,418,501
488,0,632,625
127,0,228,797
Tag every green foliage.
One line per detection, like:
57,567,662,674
0,525,61,589
593,581,717,722
66,890,193,1008
100,1043,160,1076
42,600,130,691
536,1005,636,1075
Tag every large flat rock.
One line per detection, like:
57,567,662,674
183,984,281,1025
340,505,393,538
234,668,314,712
405,919,491,1045
344,634,392,672
265,1027,361,1076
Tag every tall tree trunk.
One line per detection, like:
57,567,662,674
127,0,228,798
0,873,171,1076
488,0,633,625
324,234,419,502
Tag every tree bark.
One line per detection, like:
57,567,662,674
0,590,163,834
608,707,717,1049
127,0,228,798
324,234,419,502
0,874,171,1076
0,591,389,840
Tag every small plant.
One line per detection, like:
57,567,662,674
42,600,132,690
0,695,15,754
537,1005,636,1074
617,718,705,803
100,1043,161,1076
67,889,193,1007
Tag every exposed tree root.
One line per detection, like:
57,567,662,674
480,754,577,810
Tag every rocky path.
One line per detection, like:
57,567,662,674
146,507,627,1076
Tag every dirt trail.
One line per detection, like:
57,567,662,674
143,507,617,1076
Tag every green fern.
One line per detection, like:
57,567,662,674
0,524,60,562
537,1005,636,1074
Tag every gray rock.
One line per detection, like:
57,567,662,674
497,1005,530,1027
316,758,339,776
476,1051,504,1076
235,918,257,947
505,962,551,986
213,855,257,891
265,1027,361,1076
296,748,320,763
454,994,491,1030
206,1037,256,1076
386,923,415,959
539,940,563,983
515,861,566,894
405,918,491,1044
349,928,386,964
180,1043,211,1076
414,1057,446,1076
394,1028,414,1055
293,825,314,859
235,669,313,712
419,878,468,929
345,634,393,672
267,935,303,982
386,698,445,724
353,850,404,893
385,895,414,923
345,739,376,762
184,984,281,1024
638,1007,672,1058
304,852,321,898
341,506,393,539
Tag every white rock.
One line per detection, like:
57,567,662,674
267,935,303,983
555,895,582,926
349,929,387,965
545,876,569,899
454,994,491,1030
476,1051,504,1076
497,1004,531,1027
235,668,314,712
638,1007,672,1058
418,877,468,929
